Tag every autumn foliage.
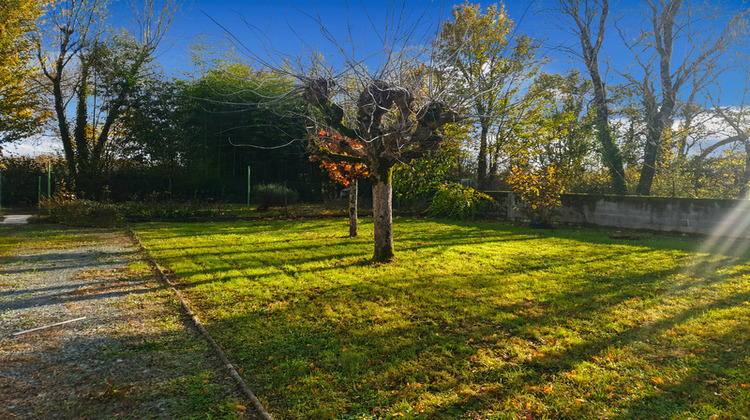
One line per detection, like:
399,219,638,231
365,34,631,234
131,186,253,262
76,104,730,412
309,130,370,186
507,162,567,227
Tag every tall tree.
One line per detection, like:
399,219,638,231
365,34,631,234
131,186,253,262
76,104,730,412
36,0,176,196
0,0,48,148
617,0,748,195
553,0,627,194
434,2,541,190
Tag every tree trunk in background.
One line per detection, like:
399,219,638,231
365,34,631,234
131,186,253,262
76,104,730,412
348,179,358,237
372,166,394,262
636,131,660,195
477,121,489,190
590,76,627,195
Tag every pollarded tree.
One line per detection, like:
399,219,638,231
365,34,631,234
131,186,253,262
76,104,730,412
303,78,459,262
215,3,463,261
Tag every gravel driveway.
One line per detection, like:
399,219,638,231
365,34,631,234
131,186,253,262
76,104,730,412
0,225,252,419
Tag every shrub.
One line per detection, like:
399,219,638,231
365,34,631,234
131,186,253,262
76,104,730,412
506,163,567,228
429,182,497,220
40,189,124,227
254,183,299,210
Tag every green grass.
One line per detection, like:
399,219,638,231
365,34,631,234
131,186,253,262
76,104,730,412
134,218,750,419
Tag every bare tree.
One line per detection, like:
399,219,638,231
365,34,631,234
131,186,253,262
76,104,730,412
693,65,750,196
36,0,177,196
616,0,748,195
553,0,628,194
303,78,459,262
212,2,470,262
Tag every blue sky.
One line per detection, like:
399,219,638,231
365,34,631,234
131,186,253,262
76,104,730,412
5,0,749,157
151,0,747,90
147,0,568,73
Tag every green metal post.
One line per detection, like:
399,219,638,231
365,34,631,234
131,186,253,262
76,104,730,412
247,166,251,209
47,161,52,197
38,176,42,204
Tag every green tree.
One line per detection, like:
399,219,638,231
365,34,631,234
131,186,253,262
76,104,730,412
392,123,472,208
434,1,541,190
179,63,312,200
36,0,176,196
0,0,48,147
504,71,595,225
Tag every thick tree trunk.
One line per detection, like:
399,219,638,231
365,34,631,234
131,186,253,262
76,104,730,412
372,169,394,262
636,131,660,195
590,78,627,195
348,179,358,237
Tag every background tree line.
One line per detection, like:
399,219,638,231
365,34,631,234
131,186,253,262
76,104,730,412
1,0,749,207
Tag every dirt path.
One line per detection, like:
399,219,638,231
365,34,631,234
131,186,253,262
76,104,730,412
0,225,254,419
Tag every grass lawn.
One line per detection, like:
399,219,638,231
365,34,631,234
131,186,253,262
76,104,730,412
134,218,750,419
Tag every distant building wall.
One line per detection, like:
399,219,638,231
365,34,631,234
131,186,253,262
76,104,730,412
485,192,750,238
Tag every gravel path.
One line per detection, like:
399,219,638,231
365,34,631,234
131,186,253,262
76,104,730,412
0,226,251,419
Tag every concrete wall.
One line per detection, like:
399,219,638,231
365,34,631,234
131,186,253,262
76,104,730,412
485,191,750,238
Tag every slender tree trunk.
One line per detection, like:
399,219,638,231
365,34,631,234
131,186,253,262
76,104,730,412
477,122,489,190
372,167,394,262
51,74,77,182
348,179,358,237
741,141,750,198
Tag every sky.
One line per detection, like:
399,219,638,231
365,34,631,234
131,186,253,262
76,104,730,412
5,0,750,157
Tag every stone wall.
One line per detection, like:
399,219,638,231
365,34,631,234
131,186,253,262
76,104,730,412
485,191,750,238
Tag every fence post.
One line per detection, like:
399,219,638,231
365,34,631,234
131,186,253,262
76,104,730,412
47,161,52,197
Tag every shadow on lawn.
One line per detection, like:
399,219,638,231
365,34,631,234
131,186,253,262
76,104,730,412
138,219,750,418
198,263,750,418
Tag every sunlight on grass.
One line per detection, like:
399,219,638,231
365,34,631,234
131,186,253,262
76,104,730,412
135,219,750,419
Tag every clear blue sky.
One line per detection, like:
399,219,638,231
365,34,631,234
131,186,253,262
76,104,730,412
150,0,748,98
150,0,558,73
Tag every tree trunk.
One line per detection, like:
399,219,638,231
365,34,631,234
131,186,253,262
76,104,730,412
477,122,489,190
590,79,627,195
348,179,358,237
636,131,660,195
372,168,394,262
741,141,750,198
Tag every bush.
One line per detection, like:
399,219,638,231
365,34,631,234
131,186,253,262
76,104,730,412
429,182,497,220
254,183,299,210
40,191,124,227
506,163,567,228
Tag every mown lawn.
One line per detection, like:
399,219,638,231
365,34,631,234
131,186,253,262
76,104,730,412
134,218,750,419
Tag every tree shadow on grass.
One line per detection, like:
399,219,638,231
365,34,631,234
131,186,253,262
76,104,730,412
134,217,750,418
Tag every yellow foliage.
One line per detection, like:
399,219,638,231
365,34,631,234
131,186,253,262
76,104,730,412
507,162,567,225
0,0,49,141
